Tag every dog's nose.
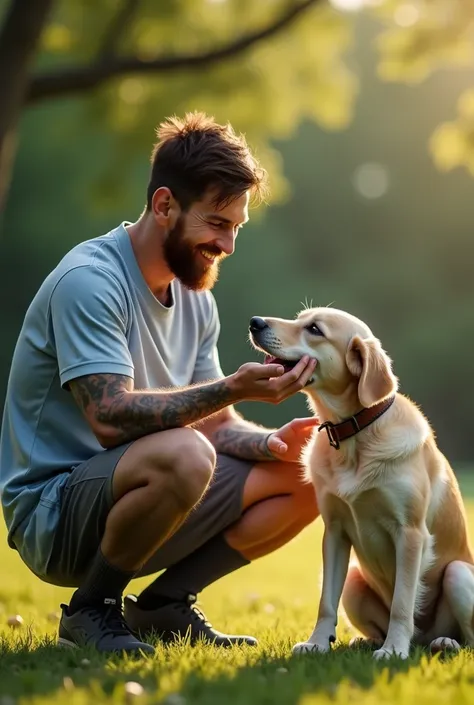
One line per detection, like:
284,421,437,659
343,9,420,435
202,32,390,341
249,316,269,333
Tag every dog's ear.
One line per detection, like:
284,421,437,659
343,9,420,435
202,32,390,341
346,335,398,408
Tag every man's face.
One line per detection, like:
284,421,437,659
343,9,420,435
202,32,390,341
163,190,249,291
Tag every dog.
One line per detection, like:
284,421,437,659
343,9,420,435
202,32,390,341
249,307,474,659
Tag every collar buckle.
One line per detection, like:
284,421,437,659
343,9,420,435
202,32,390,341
318,421,340,450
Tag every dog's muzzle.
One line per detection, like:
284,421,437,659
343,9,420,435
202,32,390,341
248,316,272,350
249,317,303,373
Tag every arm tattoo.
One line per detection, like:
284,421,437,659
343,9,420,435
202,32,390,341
211,420,276,461
70,373,235,446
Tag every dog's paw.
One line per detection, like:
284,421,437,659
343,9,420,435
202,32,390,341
292,641,331,655
429,637,461,654
373,645,409,660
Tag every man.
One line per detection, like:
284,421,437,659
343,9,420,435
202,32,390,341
0,112,319,655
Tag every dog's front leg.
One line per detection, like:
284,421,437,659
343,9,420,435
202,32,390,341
293,522,351,654
373,527,425,660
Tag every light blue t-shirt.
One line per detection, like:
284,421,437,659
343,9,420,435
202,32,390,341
0,223,224,577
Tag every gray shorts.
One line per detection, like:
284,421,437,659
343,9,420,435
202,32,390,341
44,444,253,588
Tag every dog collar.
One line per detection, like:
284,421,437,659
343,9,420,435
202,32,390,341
318,395,396,450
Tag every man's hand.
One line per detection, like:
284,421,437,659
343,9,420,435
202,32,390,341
266,417,320,463
228,355,317,405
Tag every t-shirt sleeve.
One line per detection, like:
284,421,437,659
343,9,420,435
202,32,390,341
49,266,134,389
192,293,225,383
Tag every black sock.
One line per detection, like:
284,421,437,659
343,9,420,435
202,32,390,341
137,533,249,611
68,549,136,614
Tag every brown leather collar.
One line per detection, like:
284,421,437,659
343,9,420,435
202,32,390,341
318,395,396,450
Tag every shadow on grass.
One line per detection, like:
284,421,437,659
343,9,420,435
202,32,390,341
0,633,122,698
173,643,436,705
0,631,454,705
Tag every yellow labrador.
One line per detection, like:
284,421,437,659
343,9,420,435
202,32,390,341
249,307,474,659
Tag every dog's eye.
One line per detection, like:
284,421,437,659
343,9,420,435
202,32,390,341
305,323,324,336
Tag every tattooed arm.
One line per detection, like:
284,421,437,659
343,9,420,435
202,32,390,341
196,407,277,461
198,402,320,463
69,373,238,449
68,358,308,450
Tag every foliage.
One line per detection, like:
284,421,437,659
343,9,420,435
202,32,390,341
10,0,470,198
369,0,474,175
28,0,354,204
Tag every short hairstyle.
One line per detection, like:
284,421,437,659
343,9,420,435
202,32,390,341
146,112,268,211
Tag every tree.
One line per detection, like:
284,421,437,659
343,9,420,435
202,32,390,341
0,0,473,219
0,0,320,213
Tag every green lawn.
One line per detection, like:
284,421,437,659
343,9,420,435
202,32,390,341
1,473,474,704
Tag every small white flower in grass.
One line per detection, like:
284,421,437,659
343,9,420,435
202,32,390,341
276,667,288,674
7,615,23,628
125,682,145,702
80,658,91,667
63,676,74,691
263,603,275,614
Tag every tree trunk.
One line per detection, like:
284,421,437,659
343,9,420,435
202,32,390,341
0,0,55,216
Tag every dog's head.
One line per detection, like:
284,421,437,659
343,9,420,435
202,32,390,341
249,307,398,408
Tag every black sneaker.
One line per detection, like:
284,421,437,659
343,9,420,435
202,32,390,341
58,600,155,654
124,593,258,647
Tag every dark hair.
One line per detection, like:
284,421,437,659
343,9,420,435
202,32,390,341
146,112,268,211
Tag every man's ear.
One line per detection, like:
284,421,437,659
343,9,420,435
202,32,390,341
346,335,398,408
151,186,180,226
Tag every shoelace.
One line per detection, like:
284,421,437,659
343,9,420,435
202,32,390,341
86,605,132,639
175,594,212,628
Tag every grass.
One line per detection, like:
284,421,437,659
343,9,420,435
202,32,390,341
1,474,474,704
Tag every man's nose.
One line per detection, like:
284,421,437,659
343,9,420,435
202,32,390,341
215,233,236,256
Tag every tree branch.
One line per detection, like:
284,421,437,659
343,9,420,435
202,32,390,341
0,0,54,214
98,0,142,61
26,0,319,105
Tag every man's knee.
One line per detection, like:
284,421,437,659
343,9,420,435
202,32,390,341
266,460,319,523
166,429,216,508
294,480,319,526
112,428,216,510
242,459,319,523
275,461,319,525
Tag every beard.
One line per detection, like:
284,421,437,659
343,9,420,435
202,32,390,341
163,214,224,291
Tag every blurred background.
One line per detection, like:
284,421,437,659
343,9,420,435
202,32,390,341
1,0,473,464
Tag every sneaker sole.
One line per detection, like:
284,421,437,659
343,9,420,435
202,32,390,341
58,635,155,655
58,637,79,649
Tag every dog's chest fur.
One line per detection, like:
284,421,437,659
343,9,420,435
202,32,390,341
307,438,437,609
